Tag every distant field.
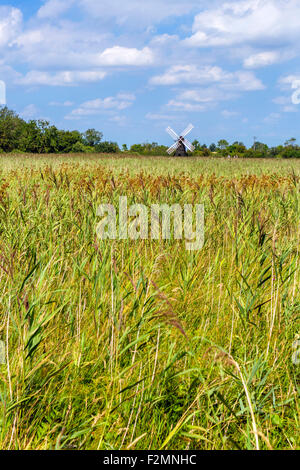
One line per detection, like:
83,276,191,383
1,153,300,176
0,155,299,450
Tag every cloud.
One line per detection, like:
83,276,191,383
150,65,264,91
150,34,179,46
66,93,135,118
20,104,38,119
97,46,154,66
165,87,233,112
146,112,181,121
150,65,231,86
221,110,239,118
225,71,265,91
109,115,127,125
78,0,203,26
282,105,298,113
244,51,280,68
146,87,235,118
149,65,264,116
272,95,299,113
0,6,23,48
263,112,281,123
0,63,21,87
166,100,207,112
15,70,107,86
280,75,300,86
49,100,74,106
272,96,290,105
10,22,154,71
185,0,300,51
177,88,235,103
11,23,111,69
37,0,75,19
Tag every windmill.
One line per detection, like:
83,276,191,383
166,124,195,156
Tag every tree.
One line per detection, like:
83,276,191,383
251,141,269,158
217,139,229,150
284,137,297,147
60,130,83,153
192,140,201,151
228,141,247,155
96,141,119,153
72,141,88,153
83,128,103,147
0,106,26,152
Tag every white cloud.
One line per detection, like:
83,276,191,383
78,0,204,26
177,88,234,103
272,94,299,112
20,104,38,119
49,100,74,106
165,87,234,112
282,105,298,113
263,112,280,123
10,22,154,71
185,0,300,50
150,65,231,86
11,23,111,69
0,6,22,48
221,110,239,118
116,93,136,101
37,0,75,19
150,65,264,91
280,75,300,86
149,65,264,116
146,112,180,121
224,71,265,91
109,115,127,125
244,51,280,68
0,63,21,86
166,100,207,112
15,70,107,86
66,93,135,118
97,46,154,66
272,96,290,105
150,34,179,46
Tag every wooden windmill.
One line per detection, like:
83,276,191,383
166,124,195,156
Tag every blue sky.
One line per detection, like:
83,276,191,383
1,0,300,147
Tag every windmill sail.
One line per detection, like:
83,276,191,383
166,126,179,140
183,138,195,152
181,124,194,138
167,141,179,154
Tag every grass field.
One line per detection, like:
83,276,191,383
0,155,299,450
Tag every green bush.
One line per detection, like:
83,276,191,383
71,142,95,153
95,141,120,153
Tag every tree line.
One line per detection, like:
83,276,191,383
0,107,118,154
1,106,300,158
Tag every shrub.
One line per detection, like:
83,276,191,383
71,142,94,153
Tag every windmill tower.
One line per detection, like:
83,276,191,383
166,124,195,156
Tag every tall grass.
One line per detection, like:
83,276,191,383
0,156,299,450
